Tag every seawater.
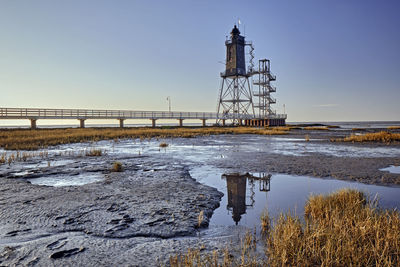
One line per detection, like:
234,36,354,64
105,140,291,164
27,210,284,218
1,120,400,129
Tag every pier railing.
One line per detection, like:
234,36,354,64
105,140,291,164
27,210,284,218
0,108,217,120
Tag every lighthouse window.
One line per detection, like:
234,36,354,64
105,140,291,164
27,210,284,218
228,47,233,62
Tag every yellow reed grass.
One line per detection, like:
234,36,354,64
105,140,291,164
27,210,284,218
264,189,400,266
340,131,400,143
159,142,169,148
388,126,400,130
0,127,288,151
169,231,259,267
85,148,103,156
111,161,123,172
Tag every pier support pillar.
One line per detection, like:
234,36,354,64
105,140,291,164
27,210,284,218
79,119,85,128
151,119,157,128
238,119,243,126
222,119,226,127
201,119,206,127
30,119,37,129
119,119,124,128
178,119,184,127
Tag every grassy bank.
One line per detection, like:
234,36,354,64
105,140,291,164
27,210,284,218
0,127,289,150
170,189,400,266
334,131,400,143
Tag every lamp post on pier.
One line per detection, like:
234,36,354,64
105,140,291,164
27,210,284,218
166,96,171,112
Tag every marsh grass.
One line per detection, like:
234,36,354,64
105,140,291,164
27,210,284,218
0,127,289,151
172,189,400,266
197,210,204,228
335,131,400,143
265,189,400,266
388,126,400,130
85,148,103,156
0,151,42,165
159,142,169,148
0,147,106,165
169,232,260,267
111,161,123,172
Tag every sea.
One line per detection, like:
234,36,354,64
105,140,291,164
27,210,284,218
0,120,400,129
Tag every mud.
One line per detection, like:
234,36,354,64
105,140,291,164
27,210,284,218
1,128,400,266
0,155,227,266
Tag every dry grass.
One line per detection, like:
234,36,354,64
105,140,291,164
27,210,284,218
264,189,400,266
111,161,123,172
169,231,259,267
388,126,400,130
159,142,169,148
197,210,204,228
85,148,103,156
172,189,400,266
0,151,45,165
337,131,400,143
0,127,289,151
304,134,310,142
169,247,228,267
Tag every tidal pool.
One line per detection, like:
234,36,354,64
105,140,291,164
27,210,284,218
190,165,400,228
28,172,103,187
380,165,400,174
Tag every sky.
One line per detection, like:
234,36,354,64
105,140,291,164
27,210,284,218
1,0,399,123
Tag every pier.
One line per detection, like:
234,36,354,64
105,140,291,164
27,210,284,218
0,107,286,129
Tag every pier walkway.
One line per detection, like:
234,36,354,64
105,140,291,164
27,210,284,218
0,107,286,128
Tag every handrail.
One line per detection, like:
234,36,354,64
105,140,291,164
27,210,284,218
0,107,287,121
0,107,219,119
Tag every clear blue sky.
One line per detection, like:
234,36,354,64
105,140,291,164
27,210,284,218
1,0,399,122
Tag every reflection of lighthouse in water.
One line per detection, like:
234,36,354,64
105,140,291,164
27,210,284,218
224,174,247,224
222,173,271,225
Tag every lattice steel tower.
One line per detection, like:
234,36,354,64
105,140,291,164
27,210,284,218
217,25,254,125
253,59,277,118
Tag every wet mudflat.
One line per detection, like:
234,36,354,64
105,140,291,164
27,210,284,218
1,129,400,266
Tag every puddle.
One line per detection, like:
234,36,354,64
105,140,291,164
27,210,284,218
12,170,32,177
380,165,400,174
190,166,400,228
28,173,103,187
